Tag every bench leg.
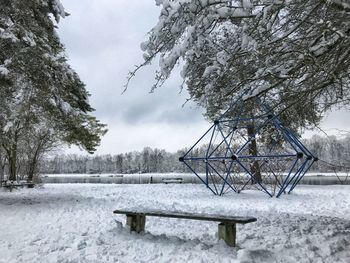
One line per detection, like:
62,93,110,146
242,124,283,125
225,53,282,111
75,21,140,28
126,214,146,233
218,222,236,247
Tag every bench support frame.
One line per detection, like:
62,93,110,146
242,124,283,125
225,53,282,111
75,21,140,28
218,222,236,247
126,214,146,233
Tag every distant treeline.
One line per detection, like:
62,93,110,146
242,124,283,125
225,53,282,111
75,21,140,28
304,134,350,172
41,147,189,174
40,135,350,174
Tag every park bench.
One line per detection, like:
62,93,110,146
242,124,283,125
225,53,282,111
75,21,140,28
113,209,257,247
161,177,183,184
2,181,35,191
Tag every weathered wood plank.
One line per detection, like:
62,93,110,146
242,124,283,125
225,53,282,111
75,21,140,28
218,222,236,247
127,214,146,233
113,210,256,224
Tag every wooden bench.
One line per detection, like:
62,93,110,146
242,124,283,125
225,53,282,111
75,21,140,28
161,178,183,184
113,209,257,247
2,181,35,191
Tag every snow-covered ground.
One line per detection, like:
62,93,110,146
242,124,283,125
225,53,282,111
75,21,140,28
0,184,349,262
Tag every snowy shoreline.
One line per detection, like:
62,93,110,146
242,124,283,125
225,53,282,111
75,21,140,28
39,173,350,185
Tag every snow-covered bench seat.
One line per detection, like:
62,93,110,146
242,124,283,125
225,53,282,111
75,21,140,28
113,209,257,247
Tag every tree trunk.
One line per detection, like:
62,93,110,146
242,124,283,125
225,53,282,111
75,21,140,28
0,152,4,185
8,146,17,181
247,125,262,183
27,148,40,182
27,162,35,182
0,163,4,186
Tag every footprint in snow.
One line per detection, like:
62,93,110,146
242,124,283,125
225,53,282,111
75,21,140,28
77,240,87,250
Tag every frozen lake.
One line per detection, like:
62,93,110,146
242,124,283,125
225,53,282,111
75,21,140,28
40,173,350,185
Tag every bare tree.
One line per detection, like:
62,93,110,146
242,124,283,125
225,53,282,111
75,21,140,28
22,128,61,182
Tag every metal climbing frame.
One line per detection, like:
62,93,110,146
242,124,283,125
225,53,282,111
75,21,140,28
179,103,318,198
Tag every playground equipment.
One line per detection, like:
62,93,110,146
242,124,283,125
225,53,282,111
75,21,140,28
179,101,318,197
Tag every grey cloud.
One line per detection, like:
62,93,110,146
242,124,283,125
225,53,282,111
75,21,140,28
57,0,205,129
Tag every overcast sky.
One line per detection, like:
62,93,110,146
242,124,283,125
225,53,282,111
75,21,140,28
57,0,350,155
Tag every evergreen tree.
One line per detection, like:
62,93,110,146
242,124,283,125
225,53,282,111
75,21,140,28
0,0,107,180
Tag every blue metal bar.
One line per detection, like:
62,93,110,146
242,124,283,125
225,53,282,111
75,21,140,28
270,118,299,153
238,176,253,192
218,99,241,121
205,161,209,187
284,160,309,194
182,100,317,198
273,117,314,157
206,124,216,158
261,103,313,156
219,161,236,195
184,156,232,161
216,123,235,156
288,159,315,193
207,162,237,194
235,129,249,143
285,130,314,157
208,126,235,158
225,171,238,193
236,115,275,155
218,92,247,121
183,124,215,158
235,158,273,197
222,161,239,193
224,130,236,157
237,154,297,159
264,107,311,158
275,158,299,197
182,161,217,195
269,115,304,154
276,159,309,197
219,115,269,123
239,160,269,192
262,106,305,155
207,167,219,195
265,164,284,189
282,127,308,154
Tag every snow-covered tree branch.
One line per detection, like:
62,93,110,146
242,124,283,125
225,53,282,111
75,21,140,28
128,0,350,127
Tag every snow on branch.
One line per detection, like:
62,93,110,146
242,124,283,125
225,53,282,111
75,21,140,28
49,0,69,23
0,66,9,77
328,0,350,11
127,0,350,120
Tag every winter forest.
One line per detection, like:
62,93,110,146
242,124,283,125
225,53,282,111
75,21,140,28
1,0,350,262
40,135,350,174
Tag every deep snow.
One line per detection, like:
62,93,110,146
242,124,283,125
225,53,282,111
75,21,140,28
0,184,349,262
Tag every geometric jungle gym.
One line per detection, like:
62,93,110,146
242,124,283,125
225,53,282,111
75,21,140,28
179,101,318,198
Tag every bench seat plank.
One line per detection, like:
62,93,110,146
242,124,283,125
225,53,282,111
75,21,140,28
113,209,256,224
